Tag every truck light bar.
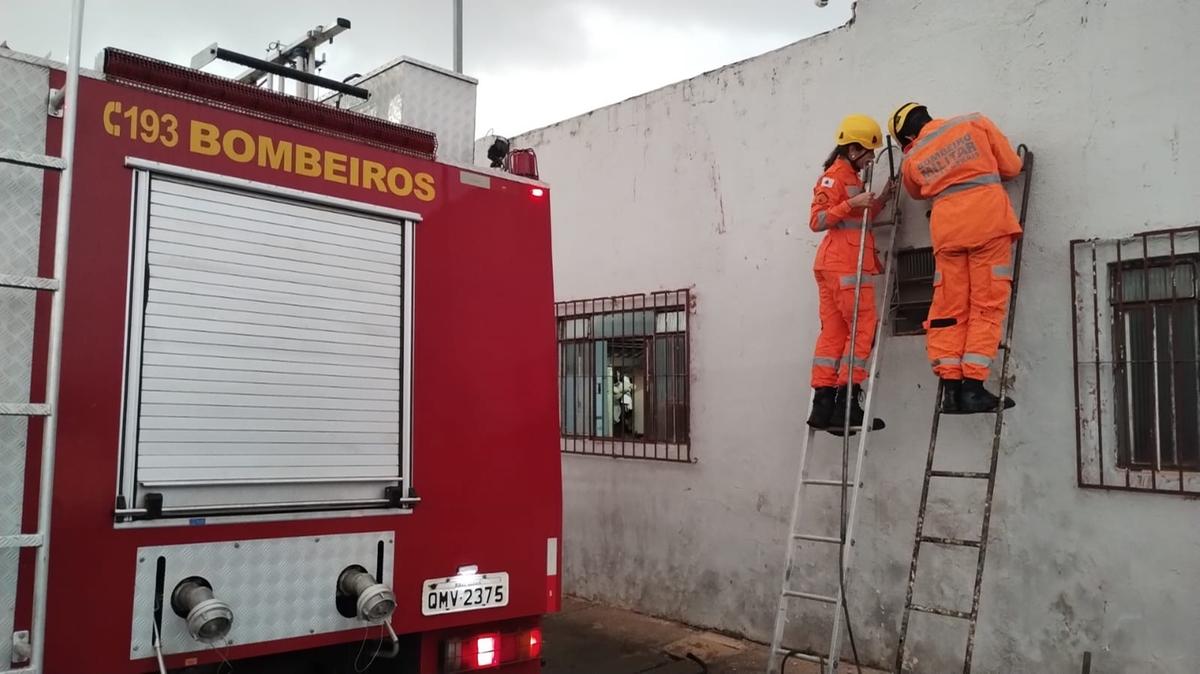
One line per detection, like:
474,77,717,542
102,48,438,160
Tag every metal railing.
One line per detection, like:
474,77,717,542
1071,227,1200,494
555,290,692,463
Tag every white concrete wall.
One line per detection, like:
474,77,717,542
515,1,1200,671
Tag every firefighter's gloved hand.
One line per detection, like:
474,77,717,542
847,191,876,209
871,179,897,212
879,178,898,201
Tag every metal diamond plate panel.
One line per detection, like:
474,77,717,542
0,547,18,670
347,58,477,164
0,55,50,153
0,150,64,171
130,531,395,657
0,53,48,671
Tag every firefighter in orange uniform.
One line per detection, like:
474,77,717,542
890,103,1023,413
806,115,895,431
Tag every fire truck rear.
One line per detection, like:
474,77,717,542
0,21,560,674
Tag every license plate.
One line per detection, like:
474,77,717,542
422,572,510,616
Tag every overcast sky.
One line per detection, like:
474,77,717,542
1,1,851,137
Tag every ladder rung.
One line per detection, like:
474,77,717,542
0,534,43,549
929,470,990,480
910,603,971,620
793,533,842,544
0,403,51,417
0,274,60,291
926,467,993,477
802,479,855,487
783,590,838,604
773,648,823,663
0,149,66,171
919,535,981,548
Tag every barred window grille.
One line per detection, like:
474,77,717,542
892,247,936,336
1072,227,1200,494
556,290,691,462
1110,257,1199,470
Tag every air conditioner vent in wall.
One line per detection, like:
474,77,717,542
893,247,935,336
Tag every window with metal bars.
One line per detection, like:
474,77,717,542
555,290,691,462
1071,228,1200,495
1110,256,1199,470
893,247,935,336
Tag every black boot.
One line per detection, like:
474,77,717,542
958,378,1016,414
940,379,963,414
806,387,837,429
829,385,886,435
830,384,864,429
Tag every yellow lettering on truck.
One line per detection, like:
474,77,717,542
362,161,388,193
189,120,220,156
295,145,321,177
258,137,293,172
387,167,413,197
110,103,437,203
324,151,348,184
414,172,436,202
223,129,256,163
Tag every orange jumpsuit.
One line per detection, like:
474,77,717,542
900,113,1023,381
809,157,885,388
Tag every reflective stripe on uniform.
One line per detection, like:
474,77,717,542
845,185,863,196
910,113,981,155
836,220,865,230
813,356,841,369
934,173,1001,201
840,274,876,288
963,353,992,367
847,355,870,369
993,264,1013,279
931,357,961,367
933,269,942,284
816,211,828,231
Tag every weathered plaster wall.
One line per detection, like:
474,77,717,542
514,1,1200,671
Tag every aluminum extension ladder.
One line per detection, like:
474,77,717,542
0,2,85,673
767,143,904,674
893,146,1035,674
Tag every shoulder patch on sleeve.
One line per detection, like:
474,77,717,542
815,192,829,205
820,176,836,188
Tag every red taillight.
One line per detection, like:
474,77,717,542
474,635,498,668
528,628,542,658
530,187,546,198
443,627,542,672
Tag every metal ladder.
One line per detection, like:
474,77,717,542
0,2,85,673
767,144,904,674
893,146,1035,674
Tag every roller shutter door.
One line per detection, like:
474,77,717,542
123,176,407,512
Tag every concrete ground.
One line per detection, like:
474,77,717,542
542,596,888,674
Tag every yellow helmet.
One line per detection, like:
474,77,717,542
889,102,925,141
835,114,883,149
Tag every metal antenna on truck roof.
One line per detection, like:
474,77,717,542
767,140,904,674
190,18,359,100
893,145,1035,674
0,2,85,673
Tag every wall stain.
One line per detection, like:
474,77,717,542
710,162,728,234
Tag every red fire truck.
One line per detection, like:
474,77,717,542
0,25,560,674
